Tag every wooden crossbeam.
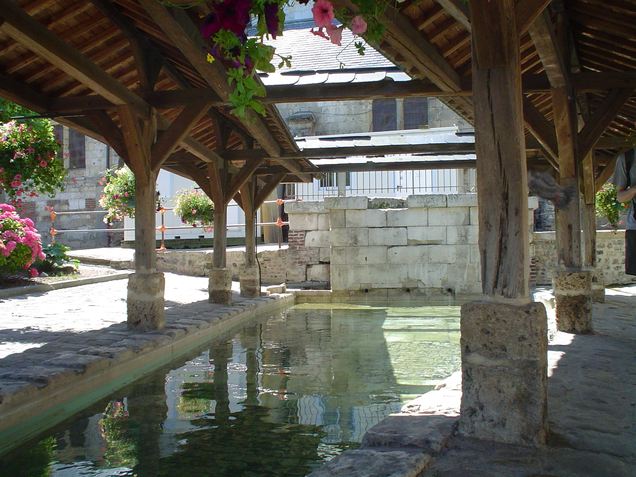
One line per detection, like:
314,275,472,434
434,0,551,35
528,10,568,89
117,105,150,174
151,102,211,171
522,98,559,168
138,0,304,176
86,111,127,159
225,158,265,204
578,88,633,160
0,0,148,115
206,161,225,206
254,173,285,208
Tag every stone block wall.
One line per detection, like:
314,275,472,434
532,230,634,286
325,195,482,294
285,201,331,284
286,194,540,295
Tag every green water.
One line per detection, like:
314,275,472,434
0,304,460,477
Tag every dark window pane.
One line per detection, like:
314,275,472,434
53,124,63,146
68,129,85,169
404,97,428,129
372,99,397,132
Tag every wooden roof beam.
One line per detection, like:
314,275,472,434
578,88,633,160
151,102,212,171
528,10,569,88
0,0,148,115
523,97,559,169
434,0,551,35
137,0,303,176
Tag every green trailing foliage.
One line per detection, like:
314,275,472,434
595,183,628,229
174,189,215,227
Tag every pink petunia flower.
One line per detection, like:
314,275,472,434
350,15,367,35
327,24,343,46
312,0,335,28
29,268,39,278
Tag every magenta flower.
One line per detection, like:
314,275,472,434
312,0,335,28
39,160,48,167
264,2,280,38
29,268,38,278
350,15,367,35
202,0,252,38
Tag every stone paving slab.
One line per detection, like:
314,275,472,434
0,273,292,453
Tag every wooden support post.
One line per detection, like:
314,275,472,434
581,152,605,302
118,105,164,330
240,179,260,298
553,87,582,269
461,0,547,447
552,88,593,332
207,161,232,304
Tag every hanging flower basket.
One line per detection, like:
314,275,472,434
99,167,136,224
174,189,215,227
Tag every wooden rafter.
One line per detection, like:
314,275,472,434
226,158,265,204
151,102,211,171
578,88,633,160
523,97,559,168
0,0,148,114
254,173,285,208
529,10,568,89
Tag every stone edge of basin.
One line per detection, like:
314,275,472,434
0,292,294,455
307,371,462,477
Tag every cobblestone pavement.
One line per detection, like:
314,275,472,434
0,272,289,452
0,273,228,358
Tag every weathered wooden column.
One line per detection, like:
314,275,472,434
208,162,232,304
239,179,260,297
582,153,604,302
119,106,165,330
461,0,547,446
552,88,592,332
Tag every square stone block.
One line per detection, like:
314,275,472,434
330,228,369,247
387,245,429,264
447,194,478,207
369,228,407,246
387,208,428,227
329,209,346,228
346,209,387,228
324,196,368,209
428,207,469,226
289,213,319,231
447,225,479,244
407,226,446,245
285,201,325,213
308,264,330,282
317,213,330,231
459,301,548,446
407,194,447,208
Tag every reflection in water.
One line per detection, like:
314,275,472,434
0,305,460,477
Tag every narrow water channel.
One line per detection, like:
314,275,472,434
0,304,460,477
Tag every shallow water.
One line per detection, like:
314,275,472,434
0,304,460,477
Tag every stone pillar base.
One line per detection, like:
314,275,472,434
240,265,261,298
127,272,165,331
591,270,605,303
209,267,232,304
553,270,593,333
459,301,548,446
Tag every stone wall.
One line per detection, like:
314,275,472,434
286,194,539,296
15,130,119,250
532,230,633,286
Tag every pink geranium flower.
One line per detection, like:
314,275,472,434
350,15,367,35
312,0,335,28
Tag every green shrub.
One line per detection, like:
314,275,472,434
35,242,79,275
174,189,215,227
595,183,628,229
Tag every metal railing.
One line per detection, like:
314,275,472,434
47,198,293,250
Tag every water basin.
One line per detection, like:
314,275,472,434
0,303,460,477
